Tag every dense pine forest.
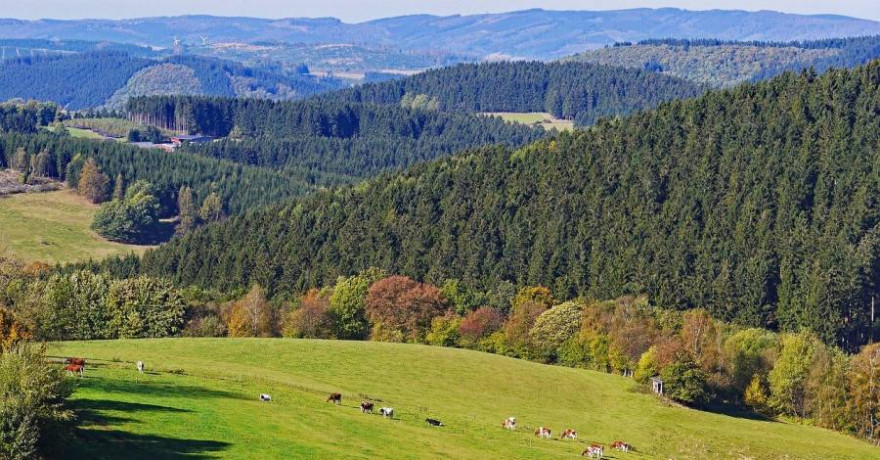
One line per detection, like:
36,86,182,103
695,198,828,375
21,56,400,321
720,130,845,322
126,95,546,181
316,61,706,126
0,51,344,109
131,62,880,351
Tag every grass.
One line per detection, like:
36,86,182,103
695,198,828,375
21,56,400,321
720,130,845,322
47,339,878,459
65,126,109,139
0,189,149,263
484,112,575,131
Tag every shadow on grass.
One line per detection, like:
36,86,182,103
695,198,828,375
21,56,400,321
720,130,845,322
48,398,229,459
702,401,776,422
77,375,248,400
76,399,191,426
56,429,230,459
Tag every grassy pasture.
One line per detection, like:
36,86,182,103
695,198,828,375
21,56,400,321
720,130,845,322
0,189,148,263
48,339,878,459
484,112,575,131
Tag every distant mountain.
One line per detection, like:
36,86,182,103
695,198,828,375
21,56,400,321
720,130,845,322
1,9,879,60
0,51,344,109
568,36,880,87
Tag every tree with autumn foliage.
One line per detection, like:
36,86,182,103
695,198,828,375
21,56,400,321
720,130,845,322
0,306,29,351
848,342,880,442
225,285,275,337
285,289,334,339
458,307,505,347
365,275,448,342
503,286,554,357
77,157,110,203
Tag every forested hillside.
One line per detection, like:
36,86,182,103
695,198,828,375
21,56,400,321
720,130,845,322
0,52,344,109
322,61,705,126
126,96,545,181
570,36,880,87
136,62,880,350
0,132,307,214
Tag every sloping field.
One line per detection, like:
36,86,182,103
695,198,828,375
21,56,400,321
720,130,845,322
48,339,877,459
0,189,148,263
483,112,574,131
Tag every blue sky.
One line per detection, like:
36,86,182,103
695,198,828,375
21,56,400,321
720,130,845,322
2,1,878,22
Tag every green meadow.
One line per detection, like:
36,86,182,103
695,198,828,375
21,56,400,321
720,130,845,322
0,189,148,263
48,339,877,459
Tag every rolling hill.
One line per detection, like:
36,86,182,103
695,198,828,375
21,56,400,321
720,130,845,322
569,36,880,87
47,339,878,459
135,61,880,348
0,51,344,109
1,9,880,60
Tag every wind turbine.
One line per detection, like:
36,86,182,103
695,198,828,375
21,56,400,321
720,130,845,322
200,36,209,46
172,36,183,54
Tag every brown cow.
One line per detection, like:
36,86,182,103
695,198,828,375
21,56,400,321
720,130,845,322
534,427,552,439
360,401,374,413
327,393,342,404
64,364,84,377
610,441,631,452
66,357,86,366
560,428,577,440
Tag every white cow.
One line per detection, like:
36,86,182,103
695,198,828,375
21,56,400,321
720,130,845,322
502,417,517,430
136,361,145,373
379,407,394,418
582,444,604,458
259,394,272,402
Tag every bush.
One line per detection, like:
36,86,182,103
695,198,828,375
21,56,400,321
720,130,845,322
0,345,74,459
660,354,709,405
91,180,160,243
426,312,461,347
528,301,584,361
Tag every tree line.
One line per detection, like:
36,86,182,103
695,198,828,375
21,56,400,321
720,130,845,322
129,62,880,351
318,61,706,126
5,254,879,445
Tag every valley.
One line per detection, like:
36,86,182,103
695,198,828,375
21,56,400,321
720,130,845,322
1,4,880,459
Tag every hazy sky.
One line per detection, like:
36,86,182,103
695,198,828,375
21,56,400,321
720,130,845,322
3,1,879,22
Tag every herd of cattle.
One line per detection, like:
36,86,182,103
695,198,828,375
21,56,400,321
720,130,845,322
61,357,633,457
505,417,632,458
307,392,633,458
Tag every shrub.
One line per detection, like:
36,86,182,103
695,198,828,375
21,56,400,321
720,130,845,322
660,354,709,406
0,345,74,459
426,312,461,347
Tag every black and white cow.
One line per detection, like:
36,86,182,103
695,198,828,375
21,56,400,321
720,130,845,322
379,407,394,418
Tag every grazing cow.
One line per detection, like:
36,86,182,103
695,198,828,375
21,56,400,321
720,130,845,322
360,401,374,414
379,407,394,418
502,417,516,430
534,427,552,439
136,361,145,373
64,364,84,377
582,444,604,458
66,357,86,366
425,418,444,427
610,441,631,452
259,394,272,402
560,429,577,440
327,393,342,404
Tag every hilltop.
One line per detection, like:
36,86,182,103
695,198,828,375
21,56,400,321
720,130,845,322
2,9,880,60
48,339,878,459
